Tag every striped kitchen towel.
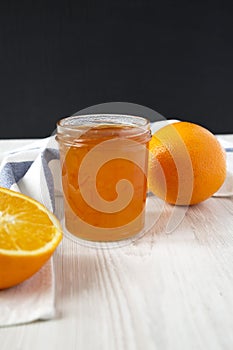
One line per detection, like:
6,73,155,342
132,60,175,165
0,136,61,327
0,136,60,212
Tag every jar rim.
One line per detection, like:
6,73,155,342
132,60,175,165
57,114,150,130
56,114,151,146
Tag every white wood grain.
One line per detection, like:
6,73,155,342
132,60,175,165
0,137,233,350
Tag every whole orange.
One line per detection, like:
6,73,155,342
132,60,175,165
148,122,226,205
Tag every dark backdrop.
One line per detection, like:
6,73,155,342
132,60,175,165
0,0,233,138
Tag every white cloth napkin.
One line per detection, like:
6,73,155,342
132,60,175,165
0,136,61,327
215,137,233,197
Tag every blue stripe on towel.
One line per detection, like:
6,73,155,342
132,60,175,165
0,161,33,188
41,148,59,212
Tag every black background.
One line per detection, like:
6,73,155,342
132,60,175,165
0,0,233,138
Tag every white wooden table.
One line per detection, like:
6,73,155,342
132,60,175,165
0,136,233,350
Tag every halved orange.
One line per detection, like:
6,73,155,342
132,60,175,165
0,187,62,289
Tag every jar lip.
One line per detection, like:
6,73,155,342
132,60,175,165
57,113,150,131
56,114,151,146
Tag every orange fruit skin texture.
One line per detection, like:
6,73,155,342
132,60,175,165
0,188,62,289
148,122,227,205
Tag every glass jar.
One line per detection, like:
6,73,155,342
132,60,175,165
56,114,151,243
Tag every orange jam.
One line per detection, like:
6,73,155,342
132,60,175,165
56,115,151,242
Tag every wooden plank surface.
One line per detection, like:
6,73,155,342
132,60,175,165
0,138,233,350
